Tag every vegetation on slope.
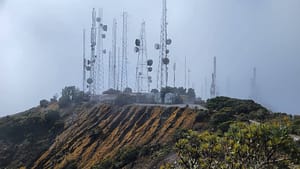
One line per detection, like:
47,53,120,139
0,95,299,169
162,120,300,169
0,106,64,168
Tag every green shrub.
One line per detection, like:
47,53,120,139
40,99,49,108
45,110,60,124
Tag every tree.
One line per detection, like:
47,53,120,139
40,99,49,108
58,86,84,108
151,88,159,94
123,87,133,94
187,88,196,99
164,120,300,169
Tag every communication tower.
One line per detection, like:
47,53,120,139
95,9,107,94
155,0,172,89
82,29,86,92
173,62,176,87
86,8,97,95
120,12,128,91
250,67,257,99
109,19,117,89
135,22,153,93
84,8,107,96
210,56,217,98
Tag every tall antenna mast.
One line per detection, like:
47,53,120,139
210,56,217,98
188,69,191,89
250,67,257,99
117,47,120,90
111,18,117,89
121,12,128,91
173,62,176,87
185,56,187,89
82,29,86,93
108,50,112,89
86,8,97,96
155,0,172,90
135,22,152,93
96,9,107,94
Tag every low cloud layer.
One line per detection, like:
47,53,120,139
0,0,299,115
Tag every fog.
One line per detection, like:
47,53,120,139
0,0,299,116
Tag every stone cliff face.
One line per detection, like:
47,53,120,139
32,104,197,169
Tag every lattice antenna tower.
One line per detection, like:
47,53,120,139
121,12,128,91
96,9,108,94
210,56,217,98
111,19,117,89
155,0,172,90
135,22,153,93
82,29,86,93
173,62,176,87
250,67,257,99
86,8,97,96
108,50,112,88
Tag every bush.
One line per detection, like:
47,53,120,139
40,99,49,108
58,86,85,108
168,121,300,169
195,110,209,123
209,112,234,127
123,87,133,94
45,110,60,124
58,96,71,108
103,88,121,95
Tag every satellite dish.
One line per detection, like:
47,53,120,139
134,46,140,53
87,78,93,84
86,66,91,71
166,39,172,45
96,17,101,22
135,39,141,46
102,34,106,39
162,57,170,65
154,43,160,50
102,25,108,31
147,59,153,66
166,49,170,54
148,67,153,72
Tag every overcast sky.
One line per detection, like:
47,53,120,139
0,0,300,116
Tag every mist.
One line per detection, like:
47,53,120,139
0,0,300,116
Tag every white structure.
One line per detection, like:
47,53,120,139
84,8,107,95
135,22,153,93
210,56,217,98
155,0,172,89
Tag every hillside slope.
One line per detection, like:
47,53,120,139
32,104,197,169
1,96,288,169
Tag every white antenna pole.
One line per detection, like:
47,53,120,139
173,62,176,87
112,18,117,90
121,12,128,91
185,56,187,89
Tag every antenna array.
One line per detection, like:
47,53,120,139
84,8,107,96
135,22,153,93
155,0,172,90
120,12,128,91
